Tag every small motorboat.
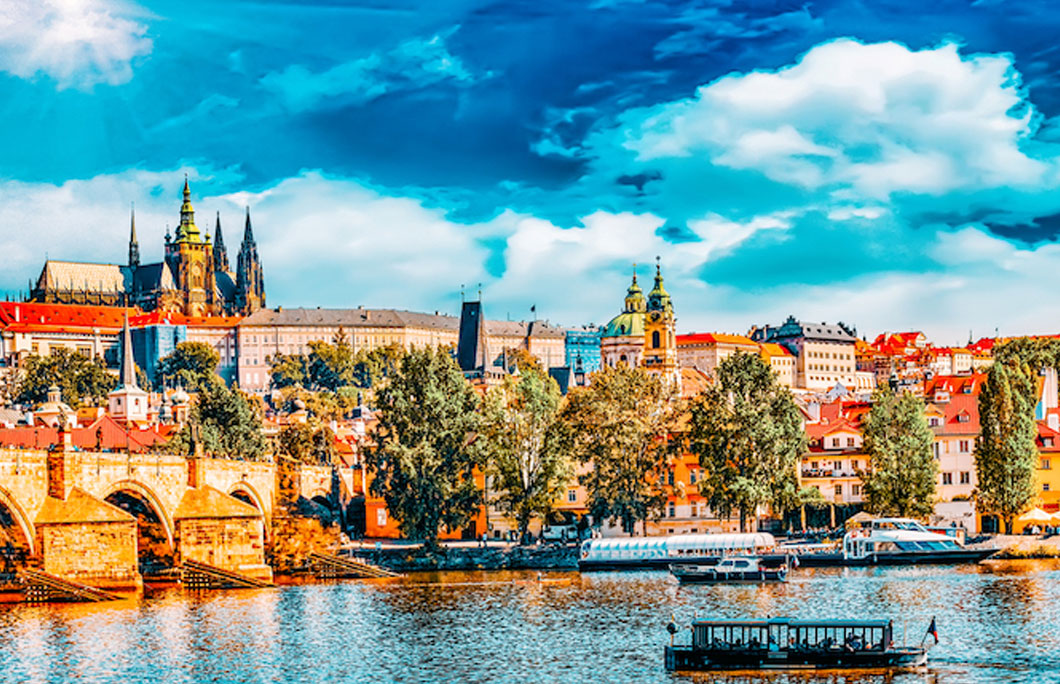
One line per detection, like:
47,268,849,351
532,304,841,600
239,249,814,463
670,556,787,583
665,616,935,671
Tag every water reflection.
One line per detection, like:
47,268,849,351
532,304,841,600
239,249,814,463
0,562,1058,683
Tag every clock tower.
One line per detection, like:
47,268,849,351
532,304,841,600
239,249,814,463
642,258,680,389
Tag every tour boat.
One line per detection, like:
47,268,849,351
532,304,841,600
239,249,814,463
664,617,933,671
789,518,996,566
578,533,785,571
670,557,788,583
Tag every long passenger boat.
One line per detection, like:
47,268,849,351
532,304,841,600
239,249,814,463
578,533,784,571
788,518,996,566
665,617,933,671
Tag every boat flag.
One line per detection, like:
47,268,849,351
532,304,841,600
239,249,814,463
927,617,938,644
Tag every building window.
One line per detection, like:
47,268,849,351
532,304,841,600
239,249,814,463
667,471,674,486
1045,483,1052,492
847,437,855,447
1044,438,1055,448
567,489,576,503
689,469,697,484
852,484,861,496
1042,458,1052,470
652,331,660,348
833,461,842,471
833,484,842,497
959,440,970,453
942,472,953,485
668,504,675,518
959,471,970,485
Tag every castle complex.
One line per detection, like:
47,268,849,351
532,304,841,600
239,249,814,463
29,179,265,317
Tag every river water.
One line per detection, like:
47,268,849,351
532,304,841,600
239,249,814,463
1,560,1058,684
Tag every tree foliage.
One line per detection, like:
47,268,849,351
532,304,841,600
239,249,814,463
687,352,806,532
502,347,543,375
156,342,220,391
17,349,116,408
859,388,937,518
480,369,570,543
560,365,679,535
364,347,483,545
278,419,336,466
975,360,1038,533
167,378,268,460
269,332,402,405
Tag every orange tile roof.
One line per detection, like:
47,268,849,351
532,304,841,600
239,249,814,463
759,342,792,357
677,332,757,347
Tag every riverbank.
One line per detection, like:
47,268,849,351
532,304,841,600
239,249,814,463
983,534,1060,559
353,543,579,572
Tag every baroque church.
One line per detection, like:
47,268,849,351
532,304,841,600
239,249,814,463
29,179,265,317
600,259,680,389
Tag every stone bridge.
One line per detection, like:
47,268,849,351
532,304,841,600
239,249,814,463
0,446,353,589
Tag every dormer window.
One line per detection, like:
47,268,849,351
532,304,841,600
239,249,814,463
957,413,970,423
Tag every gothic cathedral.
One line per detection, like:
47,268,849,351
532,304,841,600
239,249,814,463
30,179,266,317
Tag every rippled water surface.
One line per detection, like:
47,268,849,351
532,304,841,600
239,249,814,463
1,560,1059,683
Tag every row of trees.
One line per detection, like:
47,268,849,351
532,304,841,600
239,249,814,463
365,347,822,545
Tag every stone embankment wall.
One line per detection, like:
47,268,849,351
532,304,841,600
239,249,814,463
364,544,579,572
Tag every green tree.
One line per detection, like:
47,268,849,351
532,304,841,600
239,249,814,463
17,349,116,407
501,347,543,375
688,352,806,532
156,342,220,390
859,388,937,518
278,419,336,466
480,369,570,543
168,378,268,460
560,365,679,535
365,347,483,546
975,360,1039,533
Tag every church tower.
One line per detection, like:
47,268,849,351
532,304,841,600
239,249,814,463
128,204,140,268
235,207,266,314
213,211,230,272
642,258,679,388
164,178,219,317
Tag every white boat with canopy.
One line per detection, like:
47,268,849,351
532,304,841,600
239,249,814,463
578,533,779,570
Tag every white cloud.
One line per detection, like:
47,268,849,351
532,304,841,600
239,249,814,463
5,165,1060,344
602,39,1052,199
261,31,479,113
0,0,151,89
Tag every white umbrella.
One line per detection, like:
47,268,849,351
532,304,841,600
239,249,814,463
1017,507,1053,523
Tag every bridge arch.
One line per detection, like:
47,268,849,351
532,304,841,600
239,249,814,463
228,482,270,541
102,480,175,551
0,486,36,556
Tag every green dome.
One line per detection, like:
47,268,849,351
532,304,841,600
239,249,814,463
602,310,645,338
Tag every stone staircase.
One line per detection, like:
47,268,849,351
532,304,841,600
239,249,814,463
180,559,276,589
19,569,122,603
307,552,401,579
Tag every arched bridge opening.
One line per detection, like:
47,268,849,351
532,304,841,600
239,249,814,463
104,485,175,576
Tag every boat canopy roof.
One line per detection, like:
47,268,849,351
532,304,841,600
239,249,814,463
582,533,775,555
692,617,892,629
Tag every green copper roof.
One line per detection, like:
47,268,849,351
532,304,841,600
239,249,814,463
602,310,645,338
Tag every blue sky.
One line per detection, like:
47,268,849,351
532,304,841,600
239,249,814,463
4,0,1060,341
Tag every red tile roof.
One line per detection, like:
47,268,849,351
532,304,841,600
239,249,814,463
0,302,137,334
0,415,170,453
677,332,757,346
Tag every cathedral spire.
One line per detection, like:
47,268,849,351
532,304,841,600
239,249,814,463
176,175,200,242
243,206,255,244
213,211,229,272
236,205,265,314
120,313,137,389
128,203,140,268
